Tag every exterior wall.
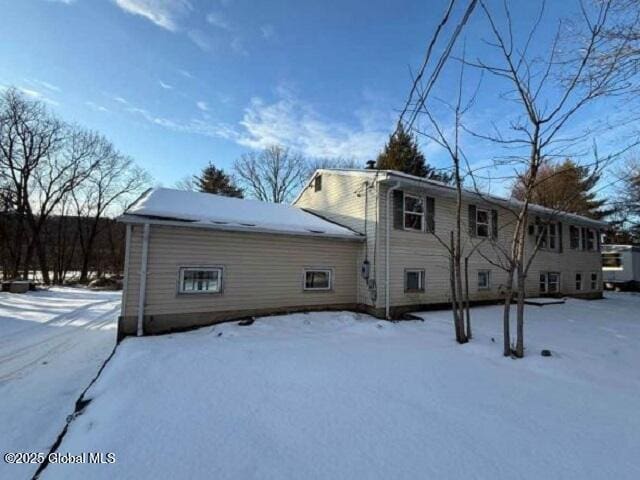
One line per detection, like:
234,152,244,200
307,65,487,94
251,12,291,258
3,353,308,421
121,224,362,335
295,172,380,307
376,182,603,314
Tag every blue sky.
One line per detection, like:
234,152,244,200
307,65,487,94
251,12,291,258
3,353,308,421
0,0,630,193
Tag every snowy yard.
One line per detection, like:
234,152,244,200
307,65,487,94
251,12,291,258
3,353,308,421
0,287,120,480
34,293,640,479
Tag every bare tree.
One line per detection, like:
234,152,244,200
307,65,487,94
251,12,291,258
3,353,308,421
72,140,149,282
304,157,361,178
233,145,306,203
463,0,638,357
0,88,65,280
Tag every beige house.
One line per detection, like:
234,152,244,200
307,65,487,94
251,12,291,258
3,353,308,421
118,169,605,337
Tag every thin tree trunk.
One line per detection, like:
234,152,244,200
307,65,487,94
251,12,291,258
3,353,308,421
515,269,526,357
464,256,471,340
503,269,514,356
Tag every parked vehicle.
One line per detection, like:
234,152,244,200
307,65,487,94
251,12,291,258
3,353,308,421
602,245,640,291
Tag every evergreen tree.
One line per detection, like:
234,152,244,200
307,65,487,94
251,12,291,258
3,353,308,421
512,159,607,219
375,125,452,183
195,162,243,198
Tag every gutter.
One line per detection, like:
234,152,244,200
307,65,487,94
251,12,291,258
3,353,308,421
384,181,400,320
137,223,150,337
120,224,132,319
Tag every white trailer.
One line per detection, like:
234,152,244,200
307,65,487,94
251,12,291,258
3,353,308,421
602,245,640,290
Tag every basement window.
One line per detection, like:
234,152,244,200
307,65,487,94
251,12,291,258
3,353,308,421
179,267,223,294
304,269,332,291
590,272,598,290
575,273,583,291
405,269,425,293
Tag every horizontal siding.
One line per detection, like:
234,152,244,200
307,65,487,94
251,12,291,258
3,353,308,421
377,184,603,308
295,172,378,306
125,225,360,317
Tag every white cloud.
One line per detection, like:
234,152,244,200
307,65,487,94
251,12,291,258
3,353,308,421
17,87,60,106
113,0,192,31
230,36,247,56
237,89,390,160
260,24,275,40
178,69,194,79
187,29,212,51
34,80,61,92
158,80,173,90
196,101,209,111
206,12,231,30
85,101,109,112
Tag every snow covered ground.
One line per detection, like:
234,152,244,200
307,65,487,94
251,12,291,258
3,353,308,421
42,293,640,479
0,287,120,480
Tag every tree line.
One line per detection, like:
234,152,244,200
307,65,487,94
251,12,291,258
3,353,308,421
0,88,149,284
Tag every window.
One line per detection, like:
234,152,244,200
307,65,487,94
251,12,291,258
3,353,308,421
304,269,332,291
587,229,596,251
478,270,491,290
569,226,580,249
403,194,424,231
314,174,322,192
539,272,560,294
476,208,490,237
575,273,582,291
536,222,559,250
590,272,598,290
179,267,222,294
405,269,425,292
602,253,622,269
548,223,557,250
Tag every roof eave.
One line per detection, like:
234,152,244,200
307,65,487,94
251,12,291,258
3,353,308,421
117,213,365,242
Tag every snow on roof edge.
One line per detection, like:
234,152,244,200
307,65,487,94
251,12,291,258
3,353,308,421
301,168,607,228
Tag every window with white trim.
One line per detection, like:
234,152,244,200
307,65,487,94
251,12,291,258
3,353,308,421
477,270,491,290
539,272,560,294
476,208,490,237
179,267,222,293
575,273,582,291
569,225,580,249
304,269,332,291
590,272,598,290
405,269,425,292
403,194,424,231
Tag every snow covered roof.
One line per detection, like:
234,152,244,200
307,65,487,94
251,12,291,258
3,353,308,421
119,188,362,240
299,168,608,229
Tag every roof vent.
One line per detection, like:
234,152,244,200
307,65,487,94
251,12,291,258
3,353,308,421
240,223,256,227
306,229,325,233
212,221,228,225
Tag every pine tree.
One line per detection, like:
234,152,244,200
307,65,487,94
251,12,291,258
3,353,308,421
375,125,452,183
195,163,243,198
512,159,607,219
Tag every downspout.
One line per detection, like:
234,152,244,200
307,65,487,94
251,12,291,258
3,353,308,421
137,223,150,337
385,182,400,320
121,224,132,319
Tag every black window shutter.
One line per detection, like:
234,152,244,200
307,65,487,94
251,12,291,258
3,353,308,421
426,196,435,233
491,209,498,240
558,222,563,253
468,205,477,237
596,229,601,252
581,227,587,250
393,190,404,230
